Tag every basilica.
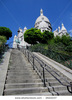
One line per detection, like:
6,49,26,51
13,9,67,48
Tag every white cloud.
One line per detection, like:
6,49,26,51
69,29,72,33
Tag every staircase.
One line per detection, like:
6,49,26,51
3,49,52,96
3,49,72,96
33,52,72,96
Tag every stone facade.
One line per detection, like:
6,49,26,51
13,27,30,48
53,23,67,37
13,9,68,48
34,9,52,32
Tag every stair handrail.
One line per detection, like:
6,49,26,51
19,47,72,94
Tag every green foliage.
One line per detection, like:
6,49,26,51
61,35,71,46
0,27,12,40
28,32,72,69
54,36,61,43
54,35,71,46
29,43,72,69
0,36,7,45
65,60,72,69
24,28,42,44
0,36,7,54
41,31,54,44
29,43,46,52
24,29,54,44
65,42,72,52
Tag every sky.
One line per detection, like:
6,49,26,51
0,0,72,44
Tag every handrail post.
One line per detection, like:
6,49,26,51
67,82,72,93
71,82,72,93
43,66,46,87
33,56,35,70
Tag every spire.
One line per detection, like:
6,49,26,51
62,23,64,26
24,26,27,30
40,9,43,16
24,26,27,32
56,29,58,32
14,35,17,38
58,26,61,33
61,23,67,31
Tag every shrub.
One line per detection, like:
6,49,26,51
0,36,7,45
65,42,72,52
24,28,42,45
41,31,54,44
54,36,61,43
61,35,71,46
0,27,12,40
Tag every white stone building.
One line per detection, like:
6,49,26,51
13,27,30,48
53,23,67,37
13,9,68,48
34,9,52,32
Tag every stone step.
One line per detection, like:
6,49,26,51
5,83,44,89
7,71,56,78
7,73,53,79
9,64,32,68
38,69,68,78
46,80,66,86
33,68,65,77
57,90,72,96
9,67,33,71
34,72,54,78
6,74,39,79
46,77,68,82
4,87,48,95
7,71,38,76
13,92,52,96
8,68,33,71
7,70,35,73
6,79,42,83
47,85,67,92
8,65,32,68
7,69,36,73
46,78,58,82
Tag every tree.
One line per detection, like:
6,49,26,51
24,28,42,45
0,27,12,40
0,36,7,53
41,31,54,44
0,36,7,45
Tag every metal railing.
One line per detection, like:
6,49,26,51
19,47,72,94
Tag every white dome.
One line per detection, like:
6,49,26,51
35,9,50,24
35,15,50,24
34,9,52,32
39,20,48,29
